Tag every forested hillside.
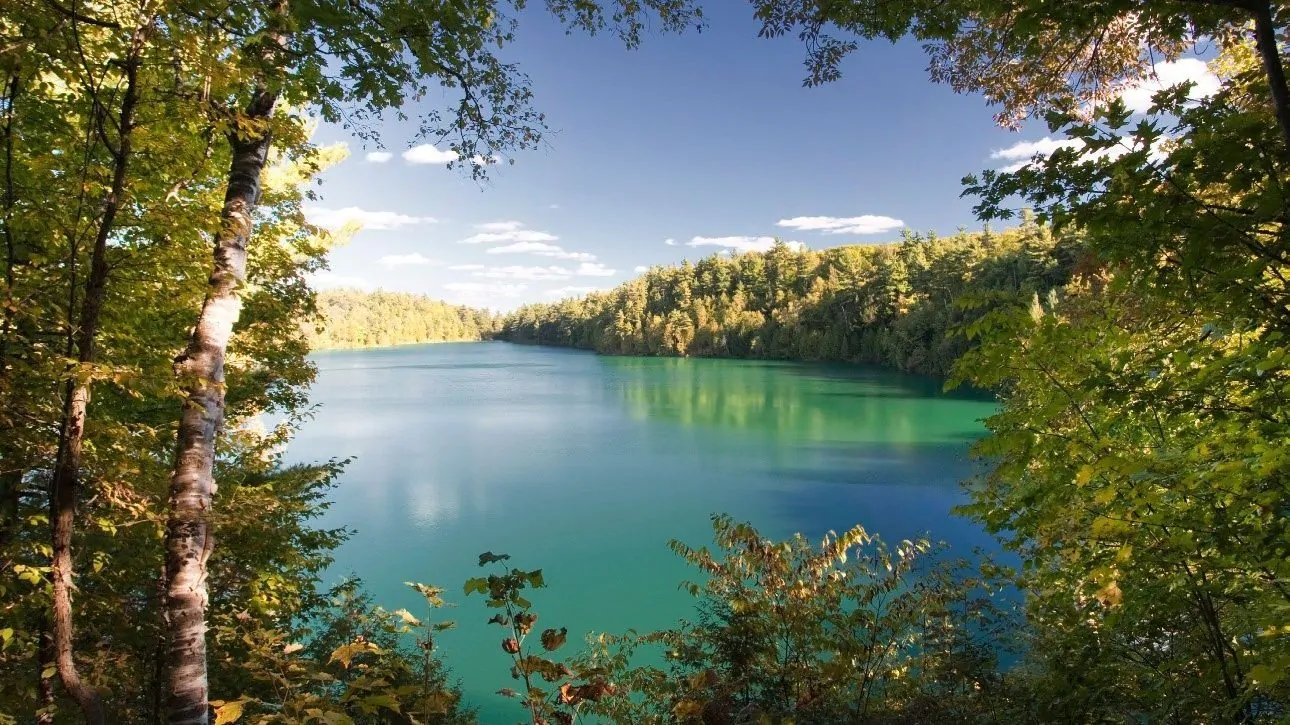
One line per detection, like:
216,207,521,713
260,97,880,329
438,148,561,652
501,219,1080,376
307,289,498,349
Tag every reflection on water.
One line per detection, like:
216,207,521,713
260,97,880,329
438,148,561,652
289,342,999,723
604,356,991,446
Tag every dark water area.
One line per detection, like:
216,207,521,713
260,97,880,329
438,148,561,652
286,341,1000,722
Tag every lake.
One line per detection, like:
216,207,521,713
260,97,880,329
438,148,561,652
286,341,999,723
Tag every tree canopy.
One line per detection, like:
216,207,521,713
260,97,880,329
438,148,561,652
4,0,1290,722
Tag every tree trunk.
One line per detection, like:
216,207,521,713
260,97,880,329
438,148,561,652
37,616,55,724
1252,1,1290,149
163,87,277,725
46,27,144,723
0,66,23,550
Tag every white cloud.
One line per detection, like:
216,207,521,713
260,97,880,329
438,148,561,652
1120,58,1220,114
546,286,603,298
687,236,806,254
548,204,561,210
472,154,502,166
633,265,649,273
459,229,559,245
664,238,677,246
575,262,615,277
486,241,596,261
486,241,561,254
365,151,393,163
465,261,615,281
448,263,486,271
308,271,371,289
403,144,459,165
991,133,1170,172
472,265,573,281
304,205,437,231
776,215,904,235
475,220,524,232
991,137,1083,164
377,253,440,268
991,137,1091,171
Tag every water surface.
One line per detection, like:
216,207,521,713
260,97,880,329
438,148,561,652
287,342,997,722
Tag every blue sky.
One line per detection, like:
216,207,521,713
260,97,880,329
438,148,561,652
306,3,1217,310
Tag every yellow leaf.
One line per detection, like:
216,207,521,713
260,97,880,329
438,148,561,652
1075,465,1094,486
213,699,244,725
1096,581,1122,607
672,699,704,718
394,609,421,626
329,641,379,669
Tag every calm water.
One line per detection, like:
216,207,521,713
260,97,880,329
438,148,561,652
286,342,998,723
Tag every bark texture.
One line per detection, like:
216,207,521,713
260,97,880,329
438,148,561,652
1252,1,1290,149
47,25,145,724
163,88,277,725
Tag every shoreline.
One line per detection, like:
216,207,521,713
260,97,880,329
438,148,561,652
309,337,497,353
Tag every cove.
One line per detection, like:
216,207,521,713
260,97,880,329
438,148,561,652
285,341,999,723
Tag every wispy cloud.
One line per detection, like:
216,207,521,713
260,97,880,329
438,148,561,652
992,137,1082,163
472,265,573,281
403,144,458,165
990,133,1171,172
776,215,904,235
664,238,677,246
448,263,486,271
465,262,616,281
378,253,440,268
304,206,437,231
475,221,524,232
444,282,528,302
365,151,393,163
1120,58,1219,114
308,271,371,289
687,236,805,254
633,265,649,273
546,286,603,298
548,204,561,210
486,241,595,261
459,229,559,245
575,262,615,277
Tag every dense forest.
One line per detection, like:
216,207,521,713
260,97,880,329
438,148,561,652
307,290,498,349
4,0,1290,723
500,220,1079,377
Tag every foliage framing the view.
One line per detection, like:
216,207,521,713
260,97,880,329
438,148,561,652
5,0,1290,722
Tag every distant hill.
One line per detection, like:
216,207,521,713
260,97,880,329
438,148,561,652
306,288,499,350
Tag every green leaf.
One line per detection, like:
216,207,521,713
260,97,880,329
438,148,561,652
478,551,511,566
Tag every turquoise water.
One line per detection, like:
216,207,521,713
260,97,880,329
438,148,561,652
286,342,998,723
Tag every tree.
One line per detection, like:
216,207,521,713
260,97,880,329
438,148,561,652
575,516,1016,725
749,0,1290,144
950,32,1290,724
157,2,705,720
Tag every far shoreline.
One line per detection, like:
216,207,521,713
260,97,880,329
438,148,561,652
309,338,498,353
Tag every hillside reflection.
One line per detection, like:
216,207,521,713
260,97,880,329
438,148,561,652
603,356,995,446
